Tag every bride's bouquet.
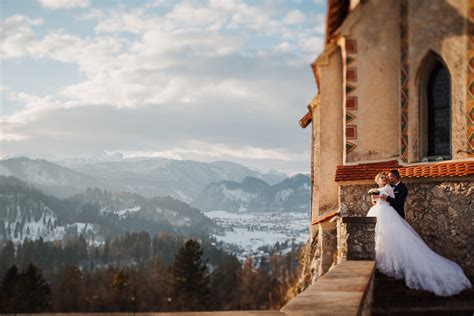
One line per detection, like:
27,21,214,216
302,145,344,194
368,188,380,195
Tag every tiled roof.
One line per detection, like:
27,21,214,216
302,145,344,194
399,161,474,178
312,210,340,225
326,0,350,44
335,160,401,182
335,160,474,182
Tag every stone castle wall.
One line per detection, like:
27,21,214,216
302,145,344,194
340,179,474,277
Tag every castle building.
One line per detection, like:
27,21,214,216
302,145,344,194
298,0,474,287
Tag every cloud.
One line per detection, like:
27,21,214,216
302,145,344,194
2,0,323,173
76,9,104,21
0,15,43,59
284,10,306,25
118,142,308,162
274,41,292,53
38,0,89,10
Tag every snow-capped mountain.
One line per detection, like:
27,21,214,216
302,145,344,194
0,157,115,198
0,157,288,201
58,158,288,202
192,174,310,212
0,176,216,243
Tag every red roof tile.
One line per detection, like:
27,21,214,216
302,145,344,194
335,160,474,182
312,210,340,225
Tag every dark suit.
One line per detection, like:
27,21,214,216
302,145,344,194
386,182,408,219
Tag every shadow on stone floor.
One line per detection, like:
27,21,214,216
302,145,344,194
372,270,474,316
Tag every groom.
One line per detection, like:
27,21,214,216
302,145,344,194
380,169,408,218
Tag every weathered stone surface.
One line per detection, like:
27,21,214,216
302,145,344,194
292,229,321,296
292,222,339,295
281,261,375,316
343,217,376,261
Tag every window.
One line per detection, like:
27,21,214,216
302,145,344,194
420,56,451,159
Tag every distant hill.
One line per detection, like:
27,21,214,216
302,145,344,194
0,176,216,243
192,174,310,212
0,157,288,201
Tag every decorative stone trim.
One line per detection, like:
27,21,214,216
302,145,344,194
346,125,358,139
467,0,474,155
346,141,357,154
345,37,358,155
346,96,358,110
400,0,409,161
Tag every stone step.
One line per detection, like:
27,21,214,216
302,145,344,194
372,271,474,315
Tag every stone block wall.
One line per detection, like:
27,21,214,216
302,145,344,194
342,217,376,261
339,179,474,277
292,222,338,294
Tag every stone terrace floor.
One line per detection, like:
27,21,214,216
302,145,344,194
372,271,474,315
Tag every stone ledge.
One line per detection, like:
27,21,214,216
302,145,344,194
281,260,376,316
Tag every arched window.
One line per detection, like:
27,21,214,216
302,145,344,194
420,56,451,159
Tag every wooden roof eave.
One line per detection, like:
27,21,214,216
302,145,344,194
299,95,320,129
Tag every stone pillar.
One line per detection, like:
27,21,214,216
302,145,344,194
342,216,376,260
319,221,338,276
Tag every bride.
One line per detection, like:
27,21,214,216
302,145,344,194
367,172,472,296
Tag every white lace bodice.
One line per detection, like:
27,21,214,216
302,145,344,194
375,184,395,205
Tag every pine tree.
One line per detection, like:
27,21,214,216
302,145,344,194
170,239,210,311
0,264,52,313
0,265,20,313
0,241,15,274
210,254,241,310
54,265,83,312
112,269,134,311
17,263,52,312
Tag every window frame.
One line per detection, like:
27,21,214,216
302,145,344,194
418,54,452,161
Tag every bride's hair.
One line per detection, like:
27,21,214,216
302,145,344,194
375,172,387,183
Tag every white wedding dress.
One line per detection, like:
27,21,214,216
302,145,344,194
366,184,472,296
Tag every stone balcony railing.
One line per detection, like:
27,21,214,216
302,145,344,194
342,216,376,261
281,216,377,315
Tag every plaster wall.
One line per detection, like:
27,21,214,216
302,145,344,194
344,0,400,162
407,0,468,161
311,48,344,224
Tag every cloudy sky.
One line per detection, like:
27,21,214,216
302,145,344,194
1,0,325,174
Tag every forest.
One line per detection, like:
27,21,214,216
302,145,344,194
0,232,302,312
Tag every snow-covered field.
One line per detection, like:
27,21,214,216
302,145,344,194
206,210,309,259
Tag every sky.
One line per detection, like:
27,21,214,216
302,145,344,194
0,0,326,174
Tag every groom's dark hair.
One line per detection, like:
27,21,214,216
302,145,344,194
389,169,401,179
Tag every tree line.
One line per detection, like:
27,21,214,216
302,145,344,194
0,233,301,312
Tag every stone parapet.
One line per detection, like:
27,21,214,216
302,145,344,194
281,260,376,316
342,217,376,261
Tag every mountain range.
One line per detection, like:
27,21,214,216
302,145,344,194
0,155,310,246
0,175,216,243
192,174,310,212
0,157,288,202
